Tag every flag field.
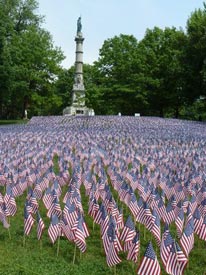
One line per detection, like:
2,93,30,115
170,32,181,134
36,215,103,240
0,116,206,274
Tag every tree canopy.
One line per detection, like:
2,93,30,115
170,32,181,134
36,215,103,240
0,0,64,118
0,1,206,119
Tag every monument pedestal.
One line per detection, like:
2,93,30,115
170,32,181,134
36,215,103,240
63,105,94,116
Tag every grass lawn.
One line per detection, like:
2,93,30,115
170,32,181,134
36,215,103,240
0,120,28,125
0,180,206,275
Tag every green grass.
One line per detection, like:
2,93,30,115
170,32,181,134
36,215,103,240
1,188,205,275
0,120,28,125
0,158,205,274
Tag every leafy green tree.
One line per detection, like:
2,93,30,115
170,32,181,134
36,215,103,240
0,0,15,118
0,0,64,118
94,34,148,115
10,25,64,117
185,3,206,102
138,27,187,117
54,66,76,114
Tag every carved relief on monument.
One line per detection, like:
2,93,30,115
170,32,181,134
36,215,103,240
73,73,84,90
75,74,82,84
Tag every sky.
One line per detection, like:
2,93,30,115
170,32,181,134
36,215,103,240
37,0,204,68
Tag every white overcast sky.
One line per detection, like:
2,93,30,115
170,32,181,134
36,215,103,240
37,0,204,68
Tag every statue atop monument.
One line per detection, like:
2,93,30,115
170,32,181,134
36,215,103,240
77,16,82,33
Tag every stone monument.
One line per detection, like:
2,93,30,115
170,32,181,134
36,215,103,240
63,17,94,116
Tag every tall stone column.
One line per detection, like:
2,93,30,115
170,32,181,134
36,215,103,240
74,34,84,83
63,17,94,116
72,30,85,106
72,17,85,106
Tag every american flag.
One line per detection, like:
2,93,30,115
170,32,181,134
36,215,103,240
88,196,99,218
40,177,49,193
102,221,121,267
72,214,87,253
63,199,78,227
180,221,194,257
128,193,139,218
104,190,114,210
36,211,45,240
193,207,203,235
175,208,184,238
126,231,140,263
123,186,134,206
137,241,161,275
84,171,93,195
29,190,39,214
163,201,176,224
94,203,106,224
116,207,124,230
0,173,6,185
120,215,135,252
196,184,205,205
151,208,161,246
47,197,62,218
198,198,206,216
4,186,17,216
42,187,54,210
24,205,35,236
147,187,156,208
190,194,197,214
0,205,10,228
166,240,188,275
47,166,56,181
6,194,17,216
135,197,143,220
26,171,33,187
60,217,74,241
110,202,119,218
4,185,12,204
80,214,89,238
100,207,109,238
198,215,206,241
71,190,83,213
160,224,174,268
156,198,166,220
0,192,4,205
48,214,60,244
51,179,62,198
182,197,189,213
119,182,129,202
170,194,177,208
33,181,43,199
185,204,193,226
174,200,182,217
137,201,153,230
72,165,82,187
174,184,185,202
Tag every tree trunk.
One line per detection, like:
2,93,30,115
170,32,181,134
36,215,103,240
175,106,179,118
159,107,164,117
23,95,29,118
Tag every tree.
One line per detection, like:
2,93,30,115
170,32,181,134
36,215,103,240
138,27,187,117
0,0,64,118
0,0,15,118
94,34,148,115
10,25,64,117
54,68,74,113
185,3,206,103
